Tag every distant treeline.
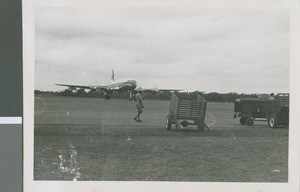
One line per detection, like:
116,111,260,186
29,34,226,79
35,89,260,102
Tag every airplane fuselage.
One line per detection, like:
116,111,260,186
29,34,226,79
107,79,137,91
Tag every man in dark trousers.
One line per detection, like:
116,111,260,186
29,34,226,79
133,87,144,122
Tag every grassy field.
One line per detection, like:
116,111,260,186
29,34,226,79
34,96,288,182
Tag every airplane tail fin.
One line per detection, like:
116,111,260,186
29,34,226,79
111,69,115,81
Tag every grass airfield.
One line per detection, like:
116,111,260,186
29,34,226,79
34,96,288,182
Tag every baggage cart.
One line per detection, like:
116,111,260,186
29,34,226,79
165,92,210,131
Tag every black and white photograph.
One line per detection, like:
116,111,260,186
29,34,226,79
23,0,300,192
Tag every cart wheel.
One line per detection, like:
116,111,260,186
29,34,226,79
268,115,278,128
239,117,246,125
166,115,172,130
245,118,254,126
197,122,205,132
180,120,189,127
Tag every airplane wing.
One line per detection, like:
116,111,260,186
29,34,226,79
155,89,183,92
55,83,108,90
139,88,183,92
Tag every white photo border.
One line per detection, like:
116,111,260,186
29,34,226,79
23,0,300,191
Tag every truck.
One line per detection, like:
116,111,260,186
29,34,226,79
233,94,274,126
267,93,289,128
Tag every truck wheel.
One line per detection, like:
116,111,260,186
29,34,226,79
197,122,205,132
239,117,246,125
245,118,254,126
166,115,172,130
268,115,278,128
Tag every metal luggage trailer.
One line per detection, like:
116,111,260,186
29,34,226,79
166,92,209,131
267,93,289,128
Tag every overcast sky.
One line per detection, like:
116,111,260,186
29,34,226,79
35,7,289,94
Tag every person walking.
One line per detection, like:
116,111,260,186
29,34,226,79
133,87,144,122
